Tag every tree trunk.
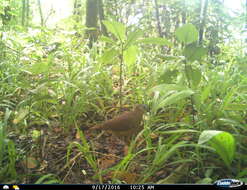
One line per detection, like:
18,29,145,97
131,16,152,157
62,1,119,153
21,0,29,27
85,0,99,48
154,0,163,37
98,0,108,36
1,0,12,26
26,0,29,27
160,5,170,38
37,0,44,27
73,0,83,22
198,0,208,45
22,0,26,26
73,0,78,15
181,0,186,24
245,0,247,29
245,0,247,47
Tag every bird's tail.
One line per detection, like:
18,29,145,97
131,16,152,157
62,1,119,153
80,124,103,131
88,124,102,131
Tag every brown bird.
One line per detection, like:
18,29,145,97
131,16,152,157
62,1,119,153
90,104,148,144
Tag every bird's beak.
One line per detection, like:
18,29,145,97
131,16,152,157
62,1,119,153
143,104,149,112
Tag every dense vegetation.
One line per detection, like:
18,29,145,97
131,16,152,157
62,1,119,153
0,0,247,184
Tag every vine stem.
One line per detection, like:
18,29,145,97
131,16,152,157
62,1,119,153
183,60,196,124
119,43,124,111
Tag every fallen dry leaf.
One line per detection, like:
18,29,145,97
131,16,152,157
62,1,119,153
109,171,139,183
53,127,62,133
37,160,48,171
22,156,39,169
13,108,29,124
98,154,117,169
76,130,81,139
181,136,193,141
150,132,158,139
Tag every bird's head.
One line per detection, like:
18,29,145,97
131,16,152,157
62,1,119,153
135,104,149,113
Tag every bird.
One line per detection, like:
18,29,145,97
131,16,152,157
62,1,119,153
89,104,148,145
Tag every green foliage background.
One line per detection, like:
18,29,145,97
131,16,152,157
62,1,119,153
0,0,247,184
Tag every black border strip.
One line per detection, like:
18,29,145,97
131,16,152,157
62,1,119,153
0,184,246,190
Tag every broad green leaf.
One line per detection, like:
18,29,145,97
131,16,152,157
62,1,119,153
4,108,12,125
26,62,50,75
100,48,119,64
157,55,180,61
215,118,243,130
238,85,247,92
201,84,212,102
198,130,236,168
240,178,247,183
123,45,138,66
183,43,208,61
198,130,222,144
159,68,178,84
124,29,143,49
157,129,199,135
103,20,126,41
138,37,172,47
29,83,47,94
210,133,236,168
155,90,194,111
177,73,186,85
192,93,202,111
100,35,115,44
32,130,42,140
175,23,199,45
225,103,247,111
222,88,237,110
237,168,247,178
13,108,29,124
185,65,202,88
149,84,187,95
